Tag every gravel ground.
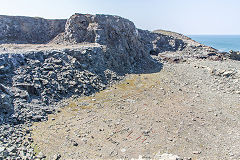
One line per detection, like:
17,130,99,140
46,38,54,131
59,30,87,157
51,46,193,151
31,58,240,160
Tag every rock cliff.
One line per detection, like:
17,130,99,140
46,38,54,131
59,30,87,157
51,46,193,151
0,15,66,44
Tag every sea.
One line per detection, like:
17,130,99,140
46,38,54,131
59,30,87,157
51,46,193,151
188,35,240,52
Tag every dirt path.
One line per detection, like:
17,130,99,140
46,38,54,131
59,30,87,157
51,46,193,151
31,59,240,160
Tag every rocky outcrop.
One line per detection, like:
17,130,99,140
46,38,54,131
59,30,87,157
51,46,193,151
51,13,221,64
138,29,186,55
229,50,240,61
137,29,221,62
51,14,149,64
0,15,66,44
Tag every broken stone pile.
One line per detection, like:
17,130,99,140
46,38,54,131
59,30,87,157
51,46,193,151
0,48,157,125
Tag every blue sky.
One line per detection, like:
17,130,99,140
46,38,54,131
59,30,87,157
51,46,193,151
1,0,239,35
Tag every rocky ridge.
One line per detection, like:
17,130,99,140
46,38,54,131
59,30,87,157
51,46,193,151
0,15,66,44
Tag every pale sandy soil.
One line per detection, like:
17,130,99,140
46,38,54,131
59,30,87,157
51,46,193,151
31,59,240,160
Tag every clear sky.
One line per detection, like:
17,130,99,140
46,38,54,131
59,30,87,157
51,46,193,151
1,0,239,35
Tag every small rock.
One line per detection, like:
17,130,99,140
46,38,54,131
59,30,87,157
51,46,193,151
235,91,240,94
26,130,31,134
28,137,33,142
53,154,61,160
73,142,78,146
222,71,234,77
36,152,46,159
154,153,180,160
81,137,87,143
229,152,234,156
192,151,201,154
120,148,126,153
7,146,17,153
0,146,5,152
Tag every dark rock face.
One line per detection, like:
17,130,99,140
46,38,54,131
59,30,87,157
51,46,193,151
229,50,240,61
138,29,217,56
137,29,223,63
0,84,13,115
64,14,94,43
0,13,218,61
0,15,66,44
138,29,186,54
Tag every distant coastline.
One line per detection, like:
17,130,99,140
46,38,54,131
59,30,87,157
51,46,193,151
188,35,240,52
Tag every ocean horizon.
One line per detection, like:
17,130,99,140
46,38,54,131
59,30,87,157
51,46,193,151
188,35,240,52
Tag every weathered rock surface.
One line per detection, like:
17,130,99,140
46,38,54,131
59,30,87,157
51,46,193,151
138,29,224,62
51,14,150,65
229,50,240,61
0,15,66,44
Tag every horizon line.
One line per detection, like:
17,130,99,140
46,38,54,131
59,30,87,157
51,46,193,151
187,34,240,36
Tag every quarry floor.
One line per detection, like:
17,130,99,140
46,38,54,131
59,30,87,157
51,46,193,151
0,43,102,54
31,59,240,160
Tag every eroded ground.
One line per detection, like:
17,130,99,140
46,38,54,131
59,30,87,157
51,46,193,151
31,59,240,160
